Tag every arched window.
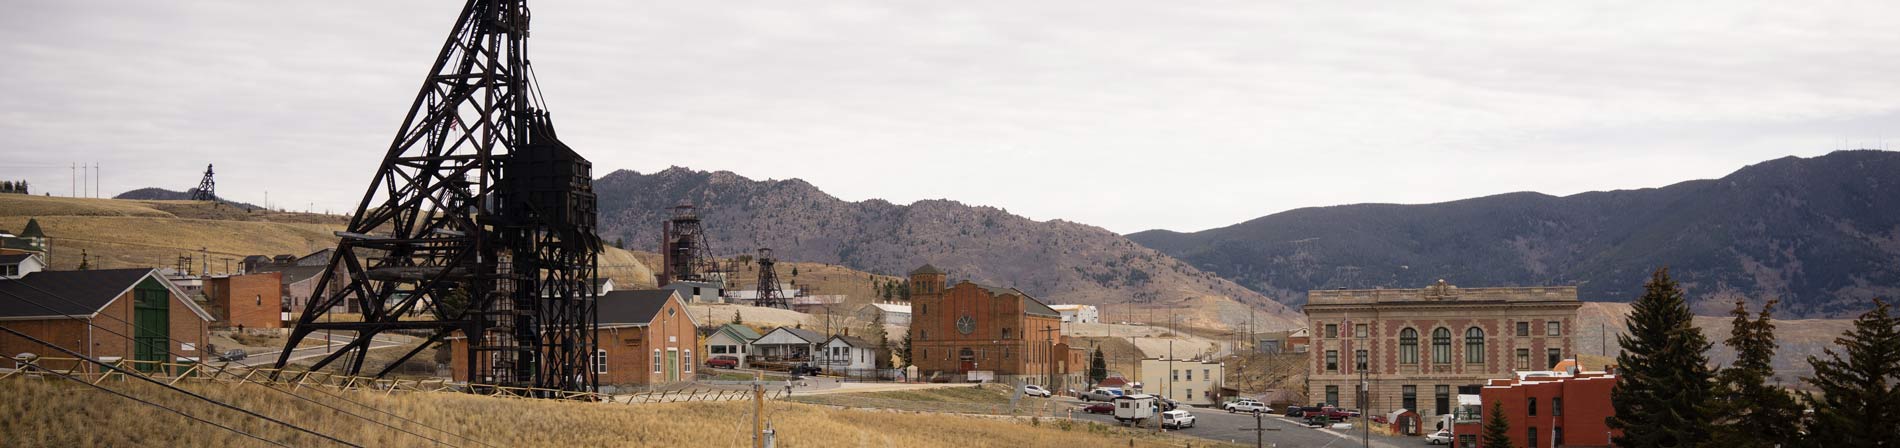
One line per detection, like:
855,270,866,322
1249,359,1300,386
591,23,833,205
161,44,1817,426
1465,327,1485,364
1431,327,1452,364
1399,328,1419,364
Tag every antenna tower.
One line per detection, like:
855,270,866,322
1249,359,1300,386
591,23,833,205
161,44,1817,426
753,248,787,309
273,0,600,394
190,164,216,201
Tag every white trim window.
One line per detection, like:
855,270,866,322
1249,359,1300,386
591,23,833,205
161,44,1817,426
684,350,693,373
652,349,662,374
595,349,608,374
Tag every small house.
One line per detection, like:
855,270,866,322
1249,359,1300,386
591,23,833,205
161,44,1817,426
750,327,825,364
0,268,214,372
821,335,879,372
706,323,761,367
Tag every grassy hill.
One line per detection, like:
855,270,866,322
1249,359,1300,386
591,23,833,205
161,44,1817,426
0,379,1220,447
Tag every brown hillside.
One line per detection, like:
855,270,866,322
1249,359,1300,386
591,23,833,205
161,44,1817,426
1575,301,1853,384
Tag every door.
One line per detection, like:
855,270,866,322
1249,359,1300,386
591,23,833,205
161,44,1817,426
666,349,679,382
959,348,976,371
132,281,169,372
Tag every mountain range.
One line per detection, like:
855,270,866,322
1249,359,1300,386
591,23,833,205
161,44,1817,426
1127,150,1900,318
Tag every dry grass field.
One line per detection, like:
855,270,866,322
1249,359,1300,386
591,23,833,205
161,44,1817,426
0,379,1228,448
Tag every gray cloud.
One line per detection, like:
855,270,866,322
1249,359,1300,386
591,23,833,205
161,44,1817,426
3,1,1896,232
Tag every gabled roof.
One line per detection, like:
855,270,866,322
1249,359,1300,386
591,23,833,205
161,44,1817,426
19,218,43,238
757,327,826,344
829,335,876,348
598,289,681,326
909,264,945,276
0,268,214,321
715,323,762,341
0,254,32,264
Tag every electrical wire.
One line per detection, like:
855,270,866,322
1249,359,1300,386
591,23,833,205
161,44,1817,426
8,357,292,447
0,325,363,448
0,285,479,448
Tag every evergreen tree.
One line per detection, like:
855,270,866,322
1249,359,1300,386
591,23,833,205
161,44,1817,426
867,310,891,368
1708,299,1804,447
1608,268,1715,447
894,334,913,368
1088,347,1108,385
1801,299,1900,447
1482,400,1514,448
732,309,743,326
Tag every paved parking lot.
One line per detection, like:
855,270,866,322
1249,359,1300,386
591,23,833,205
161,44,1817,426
1052,397,1414,448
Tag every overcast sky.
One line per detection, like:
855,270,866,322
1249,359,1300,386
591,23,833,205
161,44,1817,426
4,1,1897,233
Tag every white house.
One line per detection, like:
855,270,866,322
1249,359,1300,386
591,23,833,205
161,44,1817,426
856,302,911,326
750,327,827,363
1140,357,1225,406
663,279,725,304
706,323,762,367
1048,304,1100,324
0,253,46,279
822,335,879,372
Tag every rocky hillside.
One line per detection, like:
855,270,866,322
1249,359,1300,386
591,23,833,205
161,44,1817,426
1128,150,1900,318
594,168,1302,331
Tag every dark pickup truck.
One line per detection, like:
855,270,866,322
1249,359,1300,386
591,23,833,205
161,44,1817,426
1299,406,1356,424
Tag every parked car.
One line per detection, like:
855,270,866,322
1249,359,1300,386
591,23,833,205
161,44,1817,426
1082,387,1126,402
789,363,821,376
1224,398,1270,414
1284,406,1313,417
1082,403,1115,414
1161,409,1197,429
1022,384,1052,398
216,349,247,362
1425,430,1453,445
1157,398,1180,412
705,356,738,368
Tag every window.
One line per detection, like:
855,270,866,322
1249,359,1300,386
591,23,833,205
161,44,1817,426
1528,427,1538,448
1002,328,1011,339
1399,328,1419,364
1325,350,1339,372
1553,397,1563,416
919,304,926,315
922,348,929,360
1464,327,1485,364
595,349,608,374
1326,385,1339,406
652,349,661,373
1354,324,1368,338
1172,369,1179,381
1435,385,1450,415
255,294,262,306
1547,321,1561,336
1516,321,1530,336
1528,397,1537,416
1402,385,1417,411
1432,328,1452,364
1458,435,1477,446
1187,388,1193,398
1517,349,1530,369
1204,369,1210,381
1186,369,1193,381
1548,348,1562,369
711,345,728,354
1355,350,1368,371
1325,324,1338,338
1554,427,1564,446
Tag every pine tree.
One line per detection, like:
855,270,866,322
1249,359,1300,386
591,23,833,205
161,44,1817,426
1088,347,1108,384
1482,399,1514,448
1608,267,1715,447
1801,299,1900,447
732,309,743,326
1708,299,1804,447
894,334,913,368
867,309,891,368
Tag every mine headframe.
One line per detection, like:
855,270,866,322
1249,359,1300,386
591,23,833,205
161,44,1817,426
190,164,216,201
753,248,788,309
273,0,599,395
660,203,728,285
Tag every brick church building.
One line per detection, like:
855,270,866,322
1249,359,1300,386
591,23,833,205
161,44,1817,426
906,265,1085,388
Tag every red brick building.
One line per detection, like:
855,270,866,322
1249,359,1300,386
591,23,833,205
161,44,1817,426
906,264,1084,387
203,272,283,330
0,268,214,372
1453,365,1620,448
449,289,700,388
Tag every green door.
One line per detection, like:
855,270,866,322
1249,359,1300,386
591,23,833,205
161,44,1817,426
132,279,169,372
666,350,679,382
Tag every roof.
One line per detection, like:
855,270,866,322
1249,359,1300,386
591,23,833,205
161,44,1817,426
758,327,827,344
866,302,911,313
909,264,945,276
829,335,876,348
18,218,43,238
598,289,679,325
0,254,31,264
1047,304,1093,311
0,268,214,321
1022,294,1059,318
716,323,762,341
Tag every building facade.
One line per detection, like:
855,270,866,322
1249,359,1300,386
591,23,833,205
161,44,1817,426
203,272,284,330
705,323,760,367
1048,304,1100,324
1140,358,1225,405
1305,280,1582,420
906,264,1082,387
450,289,700,388
0,269,213,372
1455,367,1620,448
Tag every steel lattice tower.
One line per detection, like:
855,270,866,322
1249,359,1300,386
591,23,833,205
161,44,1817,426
753,248,787,309
273,0,599,394
190,164,215,201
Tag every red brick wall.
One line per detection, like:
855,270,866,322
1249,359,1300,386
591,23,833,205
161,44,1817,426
909,281,1051,376
0,284,207,369
449,295,701,387
206,273,283,329
1474,376,1620,447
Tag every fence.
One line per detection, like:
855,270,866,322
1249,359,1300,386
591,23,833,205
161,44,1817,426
0,357,787,404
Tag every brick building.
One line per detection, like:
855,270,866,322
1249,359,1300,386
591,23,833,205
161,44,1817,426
906,264,1085,387
1305,280,1581,420
1453,364,1620,447
203,272,284,330
448,289,700,388
243,249,351,313
0,268,214,372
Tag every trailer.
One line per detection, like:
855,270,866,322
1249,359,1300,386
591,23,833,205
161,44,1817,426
1111,393,1158,425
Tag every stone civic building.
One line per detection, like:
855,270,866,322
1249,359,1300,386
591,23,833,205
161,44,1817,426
1304,280,1581,420
907,265,1086,387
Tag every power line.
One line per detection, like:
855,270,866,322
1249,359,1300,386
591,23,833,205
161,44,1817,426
9,357,292,447
0,324,363,447
0,284,484,448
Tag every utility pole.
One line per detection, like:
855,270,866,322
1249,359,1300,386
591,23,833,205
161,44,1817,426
753,370,765,448
1241,410,1282,448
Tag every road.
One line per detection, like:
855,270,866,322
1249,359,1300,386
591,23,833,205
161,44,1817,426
1053,397,1414,448
227,334,408,368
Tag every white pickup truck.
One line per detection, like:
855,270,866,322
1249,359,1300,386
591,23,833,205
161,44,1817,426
1223,398,1271,414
